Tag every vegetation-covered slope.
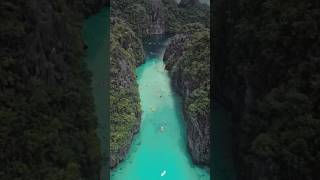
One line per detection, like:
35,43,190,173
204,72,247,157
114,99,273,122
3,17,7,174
164,25,210,165
0,1,106,179
111,0,209,36
111,0,151,38
163,0,209,34
110,18,144,168
215,0,320,179
161,0,210,166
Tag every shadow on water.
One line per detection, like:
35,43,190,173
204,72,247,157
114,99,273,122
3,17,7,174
83,6,109,180
212,102,237,180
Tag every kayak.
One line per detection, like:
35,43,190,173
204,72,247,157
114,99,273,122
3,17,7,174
161,170,166,177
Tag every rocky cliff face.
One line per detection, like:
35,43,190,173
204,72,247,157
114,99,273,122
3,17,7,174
109,17,144,168
110,0,167,169
149,0,165,34
161,0,211,166
164,34,189,68
111,0,165,38
164,28,210,165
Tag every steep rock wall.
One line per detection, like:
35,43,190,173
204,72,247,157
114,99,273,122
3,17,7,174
163,28,210,165
111,0,165,38
149,0,165,34
110,0,166,169
109,18,145,168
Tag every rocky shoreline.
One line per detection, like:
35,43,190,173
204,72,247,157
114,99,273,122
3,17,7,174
110,119,141,168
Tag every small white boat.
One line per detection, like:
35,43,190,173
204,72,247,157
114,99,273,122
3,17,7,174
160,126,164,132
161,170,166,176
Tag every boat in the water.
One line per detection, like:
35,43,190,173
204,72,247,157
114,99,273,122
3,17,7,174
160,170,166,176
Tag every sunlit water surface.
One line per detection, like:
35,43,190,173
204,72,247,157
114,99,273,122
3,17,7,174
111,36,210,180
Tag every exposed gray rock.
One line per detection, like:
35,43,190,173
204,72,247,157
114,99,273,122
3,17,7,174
149,0,165,34
110,120,140,168
110,17,144,169
164,33,210,165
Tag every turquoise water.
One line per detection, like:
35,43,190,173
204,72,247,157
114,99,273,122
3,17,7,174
83,7,109,180
111,38,210,180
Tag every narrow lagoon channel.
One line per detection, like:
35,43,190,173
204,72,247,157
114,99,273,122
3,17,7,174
111,36,210,180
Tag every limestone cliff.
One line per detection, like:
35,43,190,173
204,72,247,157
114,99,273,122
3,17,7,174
149,0,165,34
109,17,145,168
110,0,168,169
164,27,210,165
111,0,165,37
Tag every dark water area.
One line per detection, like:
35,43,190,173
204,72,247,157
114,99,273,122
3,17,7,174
212,102,237,180
83,7,109,180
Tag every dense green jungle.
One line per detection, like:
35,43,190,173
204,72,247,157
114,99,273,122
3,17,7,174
215,0,320,179
0,0,108,179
